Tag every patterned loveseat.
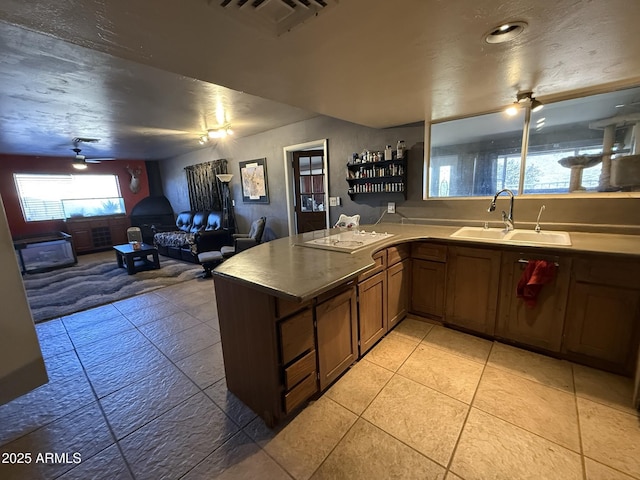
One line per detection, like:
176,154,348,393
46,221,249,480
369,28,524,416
153,211,231,263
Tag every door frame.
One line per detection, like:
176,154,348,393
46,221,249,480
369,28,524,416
283,139,329,236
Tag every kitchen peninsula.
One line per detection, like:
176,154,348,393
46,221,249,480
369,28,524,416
212,223,640,426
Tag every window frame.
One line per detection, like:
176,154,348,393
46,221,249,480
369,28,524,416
13,173,123,222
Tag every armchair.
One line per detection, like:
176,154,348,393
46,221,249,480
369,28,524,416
220,217,266,258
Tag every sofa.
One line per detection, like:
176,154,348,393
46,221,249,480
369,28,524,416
153,211,231,263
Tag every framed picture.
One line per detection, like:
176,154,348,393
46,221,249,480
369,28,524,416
239,158,270,204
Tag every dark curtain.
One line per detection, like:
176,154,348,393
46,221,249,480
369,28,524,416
184,159,227,212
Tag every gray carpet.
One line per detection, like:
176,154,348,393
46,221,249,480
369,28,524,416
23,251,204,323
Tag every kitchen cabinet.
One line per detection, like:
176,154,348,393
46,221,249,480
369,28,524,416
357,250,387,356
445,245,501,335
410,242,447,319
358,271,386,356
357,244,410,353
563,257,640,375
346,157,407,200
496,252,571,352
316,285,358,390
279,308,318,414
387,258,410,330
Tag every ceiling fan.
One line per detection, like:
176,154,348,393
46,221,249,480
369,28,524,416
71,138,115,169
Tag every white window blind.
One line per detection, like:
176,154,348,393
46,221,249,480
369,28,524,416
13,174,121,222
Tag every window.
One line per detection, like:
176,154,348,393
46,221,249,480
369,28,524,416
14,174,122,221
428,86,640,197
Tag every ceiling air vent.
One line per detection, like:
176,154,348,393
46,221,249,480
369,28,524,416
213,0,337,36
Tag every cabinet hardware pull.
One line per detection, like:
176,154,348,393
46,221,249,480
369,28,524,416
517,258,560,267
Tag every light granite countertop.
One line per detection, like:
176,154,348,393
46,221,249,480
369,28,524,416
212,223,640,302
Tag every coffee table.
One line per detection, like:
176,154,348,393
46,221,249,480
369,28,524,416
113,243,160,275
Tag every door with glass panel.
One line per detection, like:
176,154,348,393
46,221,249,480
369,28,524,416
293,150,327,233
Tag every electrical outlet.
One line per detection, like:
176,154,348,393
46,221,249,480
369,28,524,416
329,197,337,207
387,202,396,214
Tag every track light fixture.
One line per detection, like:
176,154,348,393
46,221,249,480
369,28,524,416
505,91,544,116
197,125,234,144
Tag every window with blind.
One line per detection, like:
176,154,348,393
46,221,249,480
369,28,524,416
13,174,122,222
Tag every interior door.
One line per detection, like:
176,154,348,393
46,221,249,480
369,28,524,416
292,150,327,233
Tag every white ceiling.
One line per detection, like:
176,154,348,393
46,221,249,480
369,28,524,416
1,0,639,160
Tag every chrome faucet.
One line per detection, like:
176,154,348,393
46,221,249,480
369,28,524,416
535,205,546,232
488,189,515,231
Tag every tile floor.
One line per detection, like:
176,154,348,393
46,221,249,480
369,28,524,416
1,277,639,479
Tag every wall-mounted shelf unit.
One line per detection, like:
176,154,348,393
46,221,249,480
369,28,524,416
346,157,407,199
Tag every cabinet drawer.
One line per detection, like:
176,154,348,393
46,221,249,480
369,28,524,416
279,308,314,365
412,242,447,261
283,371,318,413
276,297,311,320
387,244,410,266
358,250,387,282
284,349,316,390
573,258,640,289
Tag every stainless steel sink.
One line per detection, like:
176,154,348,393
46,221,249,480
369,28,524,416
450,227,572,246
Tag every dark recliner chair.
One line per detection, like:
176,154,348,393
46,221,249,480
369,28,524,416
220,217,267,258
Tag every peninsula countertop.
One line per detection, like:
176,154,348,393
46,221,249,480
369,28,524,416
211,223,640,302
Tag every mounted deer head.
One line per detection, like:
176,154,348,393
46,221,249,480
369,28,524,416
126,165,142,194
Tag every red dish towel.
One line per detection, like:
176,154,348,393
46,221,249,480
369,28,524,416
516,260,557,308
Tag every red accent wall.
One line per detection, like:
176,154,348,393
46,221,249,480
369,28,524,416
0,154,150,237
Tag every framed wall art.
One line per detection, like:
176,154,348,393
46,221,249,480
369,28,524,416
239,158,270,204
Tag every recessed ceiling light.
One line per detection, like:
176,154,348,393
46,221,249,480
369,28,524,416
485,21,527,44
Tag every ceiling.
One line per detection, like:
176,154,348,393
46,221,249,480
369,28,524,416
1,0,639,160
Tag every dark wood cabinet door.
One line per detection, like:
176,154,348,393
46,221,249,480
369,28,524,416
562,258,640,375
410,259,445,319
70,227,93,252
496,252,571,352
445,246,501,335
316,287,358,390
358,271,386,356
564,282,640,375
387,258,409,330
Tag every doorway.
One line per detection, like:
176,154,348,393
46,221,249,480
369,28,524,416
292,150,326,233
283,140,329,235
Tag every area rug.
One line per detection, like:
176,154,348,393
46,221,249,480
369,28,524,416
22,251,203,323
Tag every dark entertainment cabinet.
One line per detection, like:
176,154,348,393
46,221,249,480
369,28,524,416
65,215,130,254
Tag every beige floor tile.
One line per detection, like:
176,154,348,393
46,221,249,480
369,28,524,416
245,396,357,480
311,418,446,480
487,342,574,392
444,473,464,480
573,363,637,415
325,359,393,415
585,458,638,480
422,325,493,364
182,431,290,480
362,375,468,466
112,291,166,315
398,344,484,403
387,317,434,345
184,299,219,323
450,408,583,480
473,366,580,451
365,335,417,372
578,397,640,478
